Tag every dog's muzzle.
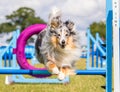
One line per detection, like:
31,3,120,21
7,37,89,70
60,40,66,49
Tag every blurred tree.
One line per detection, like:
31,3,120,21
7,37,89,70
0,7,46,33
0,22,16,33
89,21,106,40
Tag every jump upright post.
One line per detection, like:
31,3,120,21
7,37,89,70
105,0,112,92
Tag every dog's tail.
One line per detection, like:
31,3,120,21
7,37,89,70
48,7,62,28
50,6,61,16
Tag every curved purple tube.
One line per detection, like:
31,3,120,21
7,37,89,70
14,24,51,77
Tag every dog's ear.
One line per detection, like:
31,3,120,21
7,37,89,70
50,17,62,29
49,26,57,36
64,20,76,35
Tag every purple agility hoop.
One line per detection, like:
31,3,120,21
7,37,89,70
13,24,51,77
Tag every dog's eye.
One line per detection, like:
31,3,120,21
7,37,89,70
58,34,60,36
56,16,60,19
65,34,69,36
50,31,54,33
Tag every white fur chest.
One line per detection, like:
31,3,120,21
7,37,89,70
54,48,81,68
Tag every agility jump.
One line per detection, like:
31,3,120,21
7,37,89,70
0,24,106,76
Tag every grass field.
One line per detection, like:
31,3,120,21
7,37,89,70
0,58,114,92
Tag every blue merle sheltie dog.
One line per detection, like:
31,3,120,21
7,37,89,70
35,7,81,80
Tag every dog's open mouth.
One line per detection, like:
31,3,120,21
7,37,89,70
61,44,65,48
59,44,65,49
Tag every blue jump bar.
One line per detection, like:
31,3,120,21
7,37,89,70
76,70,106,75
0,69,106,75
0,69,51,75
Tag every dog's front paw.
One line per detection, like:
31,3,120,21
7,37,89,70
58,71,65,80
52,67,60,74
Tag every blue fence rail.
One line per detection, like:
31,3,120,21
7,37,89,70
0,30,19,68
0,45,35,60
87,29,106,70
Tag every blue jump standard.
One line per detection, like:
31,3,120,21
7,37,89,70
0,69,106,75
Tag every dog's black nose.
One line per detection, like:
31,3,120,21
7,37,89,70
62,40,65,44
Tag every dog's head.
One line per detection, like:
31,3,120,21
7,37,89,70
55,25,70,49
49,22,76,49
48,8,76,49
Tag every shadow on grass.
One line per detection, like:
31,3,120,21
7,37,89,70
101,86,114,91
